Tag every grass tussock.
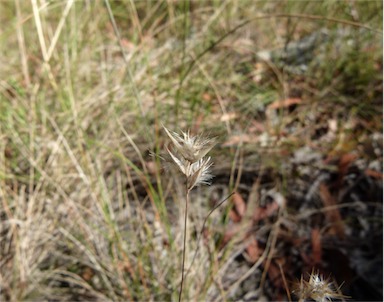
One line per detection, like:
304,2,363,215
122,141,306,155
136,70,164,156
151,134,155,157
0,0,382,301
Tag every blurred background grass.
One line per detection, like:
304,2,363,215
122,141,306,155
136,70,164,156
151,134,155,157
0,0,382,301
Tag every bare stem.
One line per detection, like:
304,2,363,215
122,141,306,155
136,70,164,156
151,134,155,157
178,184,189,302
185,192,234,280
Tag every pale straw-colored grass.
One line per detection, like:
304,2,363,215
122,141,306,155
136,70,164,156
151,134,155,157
0,1,380,301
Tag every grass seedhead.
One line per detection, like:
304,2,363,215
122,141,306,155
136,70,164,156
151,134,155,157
163,124,216,163
162,125,215,301
186,157,213,190
163,125,214,191
293,270,347,302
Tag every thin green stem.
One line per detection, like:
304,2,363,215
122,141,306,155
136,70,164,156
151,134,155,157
104,0,147,132
178,184,189,302
175,0,190,123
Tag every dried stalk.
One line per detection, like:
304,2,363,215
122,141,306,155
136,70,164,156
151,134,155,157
162,125,215,301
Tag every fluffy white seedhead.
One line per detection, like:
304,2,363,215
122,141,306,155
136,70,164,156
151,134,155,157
293,271,346,302
163,125,214,191
163,125,216,162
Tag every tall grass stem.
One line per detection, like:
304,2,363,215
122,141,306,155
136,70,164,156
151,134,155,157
178,185,190,302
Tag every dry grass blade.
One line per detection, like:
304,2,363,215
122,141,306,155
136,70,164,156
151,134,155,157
46,0,74,62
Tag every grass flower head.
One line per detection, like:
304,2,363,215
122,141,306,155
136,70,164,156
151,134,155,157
293,270,346,302
163,125,215,191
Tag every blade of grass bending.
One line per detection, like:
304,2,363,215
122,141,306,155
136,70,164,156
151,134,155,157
184,192,235,280
104,0,147,128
